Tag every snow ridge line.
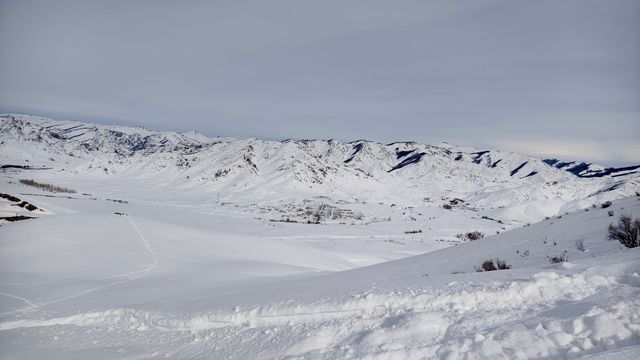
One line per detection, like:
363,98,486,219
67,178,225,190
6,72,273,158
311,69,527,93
0,271,616,332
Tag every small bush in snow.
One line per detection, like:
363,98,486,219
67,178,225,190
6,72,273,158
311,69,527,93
608,214,640,248
466,231,484,241
575,240,586,252
456,231,485,241
476,259,511,272
607,210,614,217
601,201,612,209
547,251,568,264
480,260,497,272
495,259,511,270
404,229,422,234
442,203,453,210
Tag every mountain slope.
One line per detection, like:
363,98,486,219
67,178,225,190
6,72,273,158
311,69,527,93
1,113,637,226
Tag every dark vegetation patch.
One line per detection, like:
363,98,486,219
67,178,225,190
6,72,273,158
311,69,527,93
476,259,511,272
0,215,35,222
107,199,128,204
547,251,568,263
0,165,51,170
0,193,40,211
19,179,76,194
20,193,78,200
16,201,39,211
455,231,484,241
481,215,503,224
608,214,640,248
442,198,466,210
0,193,20,202
215,168,230,178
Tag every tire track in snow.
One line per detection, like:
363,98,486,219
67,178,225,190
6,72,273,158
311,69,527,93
1,216,158,313
38,216,159,308
0,291,37,309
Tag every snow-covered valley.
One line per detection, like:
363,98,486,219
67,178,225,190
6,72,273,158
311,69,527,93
0,114,639,359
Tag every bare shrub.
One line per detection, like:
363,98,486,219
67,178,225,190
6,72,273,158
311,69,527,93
404,229,422,234
607,210,614,217
601,201,612,209
480,260,497,271
495,259,511,270
476,258,511,272
466,231,484,241
608,214,640,248
456,231,485,241
575,240,586,252
547,251,568,263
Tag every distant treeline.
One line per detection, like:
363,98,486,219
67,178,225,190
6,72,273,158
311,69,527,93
19,179,76,194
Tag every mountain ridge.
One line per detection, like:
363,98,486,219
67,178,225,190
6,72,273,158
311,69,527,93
1,113,638,225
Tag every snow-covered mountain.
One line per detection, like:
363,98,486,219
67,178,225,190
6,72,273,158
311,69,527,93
1,113,638,224
1,113,639,359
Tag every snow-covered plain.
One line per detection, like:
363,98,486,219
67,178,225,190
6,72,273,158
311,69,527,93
0,114,639,359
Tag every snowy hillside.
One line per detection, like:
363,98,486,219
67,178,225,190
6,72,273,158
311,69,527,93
0,167,638,358
1,113,638,229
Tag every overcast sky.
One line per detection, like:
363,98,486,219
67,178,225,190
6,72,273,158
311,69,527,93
1,0,638,165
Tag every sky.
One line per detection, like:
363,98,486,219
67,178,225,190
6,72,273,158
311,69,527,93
1,0,639,165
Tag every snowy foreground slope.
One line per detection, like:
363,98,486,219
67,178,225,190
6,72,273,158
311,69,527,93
0,113,639,359
0,179,638,359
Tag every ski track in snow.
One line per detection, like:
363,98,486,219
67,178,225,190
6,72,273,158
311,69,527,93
0,216,158,314
0,291,37,309
35,216,159,309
